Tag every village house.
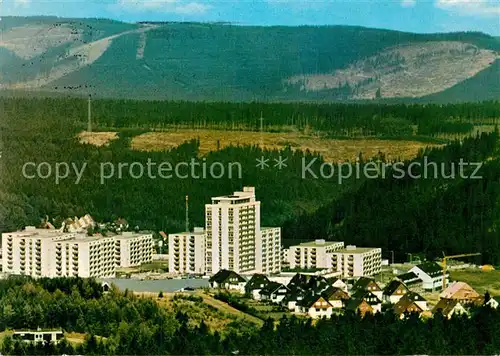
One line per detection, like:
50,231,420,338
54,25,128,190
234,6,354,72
209,269,246,293
351,290,382,313
245,274,270,300
383,280,409,304
396,271,422,288
439,281,482,305
432,299,468,319
345,298,374,317
393,298,424,319
399,291,428,311
485,296,500,309
409,262,447,291
282,290,306,311
352,277,383,300
259,282,290,303
297,293,333,319
322,286,350,309
329,277,348,292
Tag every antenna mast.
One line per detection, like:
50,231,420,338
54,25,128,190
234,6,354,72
185,195,189,233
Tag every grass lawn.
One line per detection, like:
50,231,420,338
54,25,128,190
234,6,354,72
449,269,500,295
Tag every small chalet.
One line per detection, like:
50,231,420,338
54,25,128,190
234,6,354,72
409,262,447,291
352,277,383,300
209,270,246,293
297,293,333,319
322,286,350,309
399,291,428,311
351,290,382,313
345,298,374,317
439,281,482,305
259,282,290,303
393,298,423,319
383,280,409,304
329,278,348,292
282,290,306,311
432,299,467,319
245,274,270,300
485,296,500,309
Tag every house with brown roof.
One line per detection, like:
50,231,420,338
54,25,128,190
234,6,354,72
393,298,423,319
432,299,468,319
322,286,349,309
351,289,382,313
399,291,428,311
439,281,482,305
345,298,374,317
383,280,410,304
352,277,383,300
297,293,333,319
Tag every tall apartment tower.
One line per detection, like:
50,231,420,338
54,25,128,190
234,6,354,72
205,187,261,274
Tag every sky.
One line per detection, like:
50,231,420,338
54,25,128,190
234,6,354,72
0,0,499,35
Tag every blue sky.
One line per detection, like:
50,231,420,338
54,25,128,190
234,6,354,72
1,0,499,35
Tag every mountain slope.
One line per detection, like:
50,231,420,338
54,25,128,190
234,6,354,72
1,17,499,102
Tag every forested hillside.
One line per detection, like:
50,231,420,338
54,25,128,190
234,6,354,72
1,17,499,102
0,277,498,355
1,97,500,263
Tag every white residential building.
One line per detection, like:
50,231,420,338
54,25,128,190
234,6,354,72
205,187,280,275
288,240,344,269
330,245,382,277
2,227,153,278
259,227,281,274
410,262,448,291
168,227,206,275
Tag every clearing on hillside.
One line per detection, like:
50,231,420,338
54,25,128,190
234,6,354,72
78,131,118,146
129,129,442,162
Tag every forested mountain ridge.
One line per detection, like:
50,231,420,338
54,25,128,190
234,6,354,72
0,16,499,102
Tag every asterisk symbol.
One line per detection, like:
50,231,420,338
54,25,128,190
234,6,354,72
274,156,288,170
256,156,269,170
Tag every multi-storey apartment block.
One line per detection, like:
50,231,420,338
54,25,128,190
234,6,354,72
258,227,282,274
1,226,153,278
168,227,206,275
330,245,382,277
288,240,344,269
205,187,281,275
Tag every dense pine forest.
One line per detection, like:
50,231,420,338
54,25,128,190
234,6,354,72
0,277,498,355
1,97,500,263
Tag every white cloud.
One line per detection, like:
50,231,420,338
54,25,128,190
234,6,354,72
13,0,32,8
401,0,416,7
436,0,500,17
115,0,212,14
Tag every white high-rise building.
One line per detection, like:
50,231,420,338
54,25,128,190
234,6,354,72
168,227,206,275
205,187,280,275
1,227,153,278
259,227,282,275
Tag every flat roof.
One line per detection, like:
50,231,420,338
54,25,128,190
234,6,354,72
296,240,343,247
336,247,381,254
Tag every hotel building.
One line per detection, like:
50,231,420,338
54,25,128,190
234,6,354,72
1,227,153,278
205,187,281,275
168,227,206,275
330,245,382,277
288,240,344,269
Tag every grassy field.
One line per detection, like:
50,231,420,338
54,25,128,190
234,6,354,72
126,129,442,162
136,291,263,333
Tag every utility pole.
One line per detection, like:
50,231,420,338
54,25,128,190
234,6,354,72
87,94,92,132
390,250,394,265
259,111,264,148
